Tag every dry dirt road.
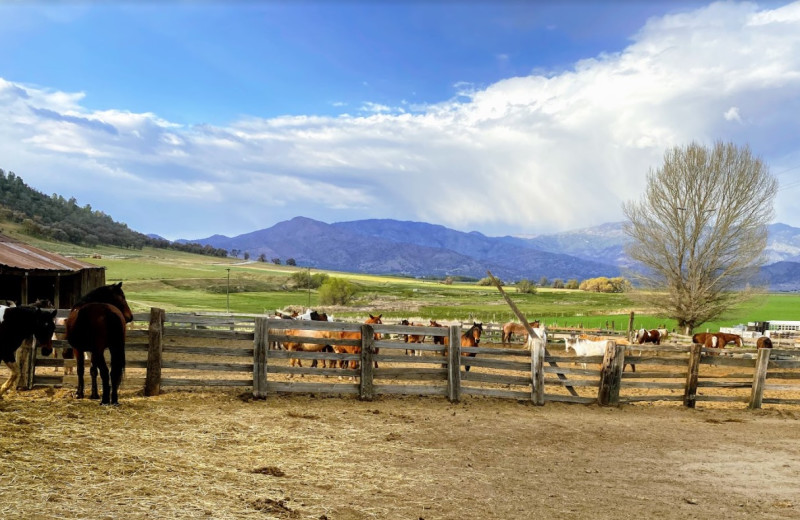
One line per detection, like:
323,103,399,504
1,388,798,519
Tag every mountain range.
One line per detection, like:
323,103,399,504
179,217,800,291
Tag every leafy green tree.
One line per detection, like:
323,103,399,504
515,279,536,294
286,258,297,266
565,279,580,290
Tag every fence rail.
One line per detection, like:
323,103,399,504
19,309,800,409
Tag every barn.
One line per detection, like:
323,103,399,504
0,233,105,308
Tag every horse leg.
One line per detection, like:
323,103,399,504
75,351,86,399
0,361,20,398
89,359,101,400
92,351,111,405
109,347,124,406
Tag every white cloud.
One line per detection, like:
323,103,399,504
1,2,799,240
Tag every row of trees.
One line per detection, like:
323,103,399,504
0,169,227,256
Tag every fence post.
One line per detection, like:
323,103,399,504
627,311,635,342
253,317,269,399
597,341,625,406
144,307,165,397
683,343,702,408
359,324,375,401
531,337,545,405
749,347,771,409
447,325,461,402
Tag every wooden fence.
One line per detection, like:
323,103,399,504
21,309,800,409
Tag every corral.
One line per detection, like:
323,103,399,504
2,312,800,519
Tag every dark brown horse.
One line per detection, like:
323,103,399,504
0,305,57,398
756,336,773,349
461,322,483,372
66,282,134,405
430,320,447,345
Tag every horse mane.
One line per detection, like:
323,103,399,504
74,282,124,308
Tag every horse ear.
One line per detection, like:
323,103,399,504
115,282,123,289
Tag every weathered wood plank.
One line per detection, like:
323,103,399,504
145,307,165,397
461,386,531,400
266,381,360,394
460,371,531,386
373,368,448,380
543,378,600,388
458,357,530,371
162,345,254,357
620,380,686,389
544,394,597,404
161,361,253,372
161,378,251,387
374,384,448,396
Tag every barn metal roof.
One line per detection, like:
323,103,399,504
0,234,102,272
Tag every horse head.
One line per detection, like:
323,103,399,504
76,282,134,323
32,308,57,355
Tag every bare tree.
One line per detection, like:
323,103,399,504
622,141,778,334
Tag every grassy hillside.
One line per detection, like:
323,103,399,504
8,225,788,333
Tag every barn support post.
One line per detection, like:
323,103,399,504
447,325,461,402
252,317,269,399
359,324,375,401
683,343,703,408
144,307,165,397
18,337,36,390
748,347,771,409
597,341,625,406
531,337,545,405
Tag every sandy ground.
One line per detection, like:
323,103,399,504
1,385,799,520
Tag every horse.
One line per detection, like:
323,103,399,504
65,282,134,405
702,332,743,355
756,336,773,349
400,319,426,356
460,322,483,372
501,320,540,343
334,314,383,370
430,320,447,345
635,328,661,345
0,305,57,398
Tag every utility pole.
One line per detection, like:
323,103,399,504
226,268,231,313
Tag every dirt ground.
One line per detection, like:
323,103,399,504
1,385,799,520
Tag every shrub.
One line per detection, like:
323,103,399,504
516,279,536,294
318,277,356,305
565,279,580,290
477,277,502,286
579,277,632,293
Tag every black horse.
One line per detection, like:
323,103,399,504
65,282,134,405
0,305,57,398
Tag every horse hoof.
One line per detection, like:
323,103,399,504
89,395,100,400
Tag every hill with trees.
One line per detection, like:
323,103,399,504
0,169,227,257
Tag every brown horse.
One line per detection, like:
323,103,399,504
461,322,483,372
501,320,540,343
334,314,383,369
635,328,661,345
400,319,426,356
65,282,134,405
0,305,57,398
430,320,447,345
756,336,773,349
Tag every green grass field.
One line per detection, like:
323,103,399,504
17,229,799,333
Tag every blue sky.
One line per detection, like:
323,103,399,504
1,1,799,240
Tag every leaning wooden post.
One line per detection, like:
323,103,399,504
144,307,165,397
597,341,625,406
359,324,375,401
486,270,578,397
683,343,703,408
531,337,545,405
749,347,771,410
252,317,269,399
447,325,461,402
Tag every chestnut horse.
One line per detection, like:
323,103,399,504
65,282,134,405
400,319,426,356
756,336,773,349
461,322,483,372
334,314,383,369
501,320,540,343
635,328,661,345
0,305,57,398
